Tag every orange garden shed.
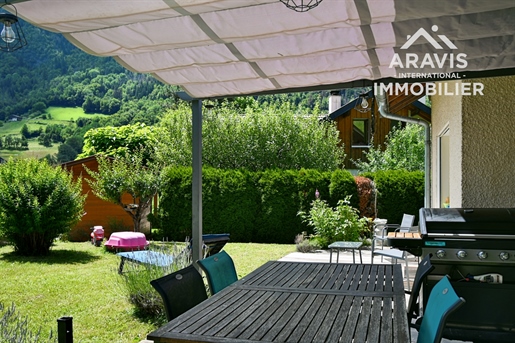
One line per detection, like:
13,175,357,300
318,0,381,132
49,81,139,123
61,155,145,242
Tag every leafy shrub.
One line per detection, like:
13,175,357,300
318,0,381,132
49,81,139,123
148,166,194,240
355,176,376,218
202,168,259,242
294,233,321,253
0,158,86,256
117,242,193,322
329,169,359,208
150,228,165,241
0,302,55,343
158,105,345,172
353,123,425,173
298,196,368,248
296,169,332,218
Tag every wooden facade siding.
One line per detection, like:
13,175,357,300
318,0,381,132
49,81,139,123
62,156,149,242
333,101,430,169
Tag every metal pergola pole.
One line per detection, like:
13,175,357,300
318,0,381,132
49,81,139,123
191,99,203,264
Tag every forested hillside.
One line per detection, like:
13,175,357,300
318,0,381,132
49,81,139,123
0,20,370,163
0,20,178,123
0,20,373,119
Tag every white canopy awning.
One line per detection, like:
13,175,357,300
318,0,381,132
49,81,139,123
8,0,515,99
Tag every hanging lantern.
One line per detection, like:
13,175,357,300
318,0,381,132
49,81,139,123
354,93,373,113
0,2,27,52
280,0,324,13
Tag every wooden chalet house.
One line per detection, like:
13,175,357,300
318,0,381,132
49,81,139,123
328,90,431,169
61,155,151,241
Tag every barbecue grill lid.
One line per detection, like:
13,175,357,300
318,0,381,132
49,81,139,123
419,208,515,236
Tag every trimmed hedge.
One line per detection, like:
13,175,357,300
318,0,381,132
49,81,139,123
151,167,423,243
203,168,259,242
329,169,359,209
151,166,192,240
364,170,424,225
152,167,358,244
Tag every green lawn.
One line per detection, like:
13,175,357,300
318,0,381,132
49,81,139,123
46,106,107,122
0,120,27,135
0,140,58,160
0,107,99,136
0,241,295,343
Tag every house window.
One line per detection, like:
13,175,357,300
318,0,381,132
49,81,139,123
352,119,370,147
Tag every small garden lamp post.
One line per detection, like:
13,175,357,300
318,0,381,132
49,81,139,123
0,1,27,52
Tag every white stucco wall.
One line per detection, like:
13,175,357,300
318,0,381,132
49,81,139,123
431,80,463,208
431,76,515,208
461,76,515,207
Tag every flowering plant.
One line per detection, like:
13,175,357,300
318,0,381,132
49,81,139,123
298,194,368,248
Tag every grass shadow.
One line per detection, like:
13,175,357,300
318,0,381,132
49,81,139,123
131,305,167,327
0,249,102,265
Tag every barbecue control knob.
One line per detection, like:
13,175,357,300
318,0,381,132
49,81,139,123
477,251,488,260
456,250,467,259
499,252,510,261
436,249,446,259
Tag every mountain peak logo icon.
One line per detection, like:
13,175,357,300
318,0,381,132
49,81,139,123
401,25,457,50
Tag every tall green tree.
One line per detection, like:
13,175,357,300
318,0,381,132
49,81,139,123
157,103,345,171
0,158,86,256
79,123,160,161
353,123,425,173
20,124,30,139
57,143,79,163
85,153,162,232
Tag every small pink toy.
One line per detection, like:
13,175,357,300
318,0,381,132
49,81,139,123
104,232,149,251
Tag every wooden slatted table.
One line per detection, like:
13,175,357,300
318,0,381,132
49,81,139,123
147,261,410,343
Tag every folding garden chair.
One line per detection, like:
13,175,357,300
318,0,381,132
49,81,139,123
197,250,238,295
150,264,208,321
416,275,465,343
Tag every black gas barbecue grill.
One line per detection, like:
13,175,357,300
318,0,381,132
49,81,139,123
388,208,515,342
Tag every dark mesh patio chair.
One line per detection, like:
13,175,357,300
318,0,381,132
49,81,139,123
407,253,435,325
187,233,230,257
150,265,208,321
202,234,230,256
417,275,465,343
197,250,238,295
